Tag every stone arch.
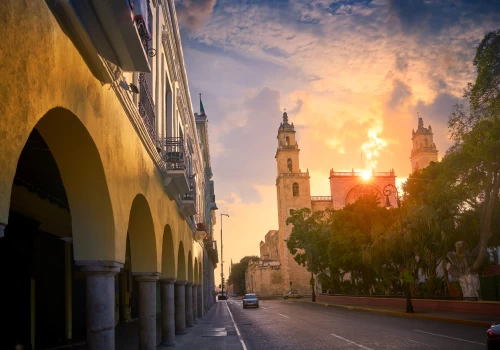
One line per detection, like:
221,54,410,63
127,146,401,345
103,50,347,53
26,108,116,260
292,182,299,196
287,158,292,172
188,251,194,282
161,224,176,278
344,184,383,206
194,257,199,284
285,136,290,145
177,241,186,280
126,194,158,272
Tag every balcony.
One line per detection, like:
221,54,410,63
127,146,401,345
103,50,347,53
57,0,151,73
162,137,190,194
180,175,196,216
195,215,208,241
204,239,219,266
138,73,156,144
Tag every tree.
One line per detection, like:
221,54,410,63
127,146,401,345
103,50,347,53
228,255,259,294
443,30,500,295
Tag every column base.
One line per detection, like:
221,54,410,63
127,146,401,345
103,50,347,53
158,340,176,348
175,330,187,335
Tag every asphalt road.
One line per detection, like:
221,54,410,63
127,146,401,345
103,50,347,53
226,298,488,350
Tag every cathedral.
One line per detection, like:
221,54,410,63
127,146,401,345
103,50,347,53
246,112,439,296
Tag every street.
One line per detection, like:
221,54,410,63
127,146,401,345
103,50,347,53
226,298,487,350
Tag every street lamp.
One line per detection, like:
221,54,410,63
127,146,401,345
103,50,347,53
220,213,229,300
383,184,414,313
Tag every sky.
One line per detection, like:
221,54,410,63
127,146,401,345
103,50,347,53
175,0,500,286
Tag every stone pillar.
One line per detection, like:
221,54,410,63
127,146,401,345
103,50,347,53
192,284,198,323
0,223,6,238
77,261,123,350
134,273,160,350
185,282,194,327
159,278,176,347
174,280,187,334
197,284,203,318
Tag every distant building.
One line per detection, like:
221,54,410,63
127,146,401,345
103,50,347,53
410,115,439,172
252,112,399,296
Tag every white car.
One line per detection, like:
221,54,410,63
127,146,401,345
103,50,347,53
283,291,302,299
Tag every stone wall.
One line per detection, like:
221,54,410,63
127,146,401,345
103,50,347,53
246,260,283,296
260,230,280,261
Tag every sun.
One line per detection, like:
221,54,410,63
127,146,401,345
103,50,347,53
361,170,372,181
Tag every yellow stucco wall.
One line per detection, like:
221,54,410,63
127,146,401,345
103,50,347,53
0,0,202,279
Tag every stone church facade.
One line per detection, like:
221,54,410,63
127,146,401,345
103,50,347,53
249,113,439,296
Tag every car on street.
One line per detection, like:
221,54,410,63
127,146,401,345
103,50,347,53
283,291,302,299
487,323,500,349
243,293,259,308
231,292,238,297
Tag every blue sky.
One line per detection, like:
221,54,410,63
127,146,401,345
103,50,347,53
175,0,500,282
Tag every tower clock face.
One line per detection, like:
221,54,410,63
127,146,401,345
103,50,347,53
345,184,381,205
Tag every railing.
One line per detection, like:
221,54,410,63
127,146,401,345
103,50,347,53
311,196,332,201
181,175,196,201
279,172,309,178
330,171,395,177
133,0,156,57
138,73,156,143
196,214,207,232
163,137,187,171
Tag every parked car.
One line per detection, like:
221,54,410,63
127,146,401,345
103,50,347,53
242,293,259,308
487,323,500,349
283,291,302,299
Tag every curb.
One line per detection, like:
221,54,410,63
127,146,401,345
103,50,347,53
297,300,492,328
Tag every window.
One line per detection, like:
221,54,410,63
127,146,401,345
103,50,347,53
286,136,290,146
292,183,299,196
287,158,292,172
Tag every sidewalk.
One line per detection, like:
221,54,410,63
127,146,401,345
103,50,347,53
294,297,498,327
115,301,244,349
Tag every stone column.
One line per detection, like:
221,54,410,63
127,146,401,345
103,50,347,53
77,261,123,350
185,282,194,327
0,223,6,238
192,284,198,324
197,284,203,318
174,280,187,335
159,278,176,347
134,273,160,350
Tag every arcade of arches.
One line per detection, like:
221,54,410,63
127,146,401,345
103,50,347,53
0,109,206,349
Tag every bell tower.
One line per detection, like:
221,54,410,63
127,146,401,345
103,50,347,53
275,111,311,294
410,115,438,172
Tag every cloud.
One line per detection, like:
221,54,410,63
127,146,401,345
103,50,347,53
388,79,413,110
176,0,217,31
388,0,500,35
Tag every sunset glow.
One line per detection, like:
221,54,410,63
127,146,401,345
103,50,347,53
361,170,372,181
178,0,500,285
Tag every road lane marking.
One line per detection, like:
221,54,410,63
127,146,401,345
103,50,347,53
278,313,289,318
413,330,485,346
323,311,344,316
225,301,248,350
403,338,439,349
331,334,374,350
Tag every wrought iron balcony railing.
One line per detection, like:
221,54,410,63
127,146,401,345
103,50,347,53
181,175,196,202
163,137,187,171
138,73,156,143
132,0,156,57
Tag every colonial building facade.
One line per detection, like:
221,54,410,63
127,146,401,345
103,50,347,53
0,0,218,349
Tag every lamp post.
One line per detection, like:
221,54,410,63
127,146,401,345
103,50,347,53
383,184,414,313
220,213,229,300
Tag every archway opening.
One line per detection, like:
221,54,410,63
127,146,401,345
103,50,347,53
177,242,186,281
0,108,115,349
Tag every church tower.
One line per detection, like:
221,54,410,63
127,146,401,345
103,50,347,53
275,112,312,294
410,115,438,172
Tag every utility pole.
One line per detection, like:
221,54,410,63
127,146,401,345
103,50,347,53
220,213,229,300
